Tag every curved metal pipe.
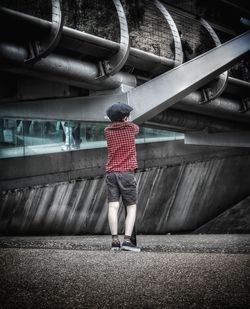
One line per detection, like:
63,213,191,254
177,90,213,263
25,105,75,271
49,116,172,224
0,7,175,73
228,77,250,89
175,91,250,123
1,41,249,119
25,0,64,64
0,42,249,123
96,0,130,78
199,18,229,104
0,42,137,90
154,0,183,66
148,108,249,132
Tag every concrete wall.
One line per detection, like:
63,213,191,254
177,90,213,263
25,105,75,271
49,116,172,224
1,140,249,190
1,140,250,235
193,196,250,234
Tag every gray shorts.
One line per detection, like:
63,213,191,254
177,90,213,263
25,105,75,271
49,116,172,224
106,172,137,206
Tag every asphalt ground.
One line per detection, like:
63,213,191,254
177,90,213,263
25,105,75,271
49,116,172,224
0,235,250,309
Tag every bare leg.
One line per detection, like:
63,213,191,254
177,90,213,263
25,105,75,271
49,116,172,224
108,202,120,235
122,204,140,252
125,204,136,237
125,204,137,245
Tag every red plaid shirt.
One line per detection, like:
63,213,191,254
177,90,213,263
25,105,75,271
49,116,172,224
104,121,139,172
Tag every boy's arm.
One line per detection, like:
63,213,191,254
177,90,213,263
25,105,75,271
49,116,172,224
104,126,109,138
133,123,139,135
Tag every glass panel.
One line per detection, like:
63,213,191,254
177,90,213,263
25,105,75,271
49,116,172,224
22,120,63,155
80,122,107,149
0,118,184,159
0,119,24,158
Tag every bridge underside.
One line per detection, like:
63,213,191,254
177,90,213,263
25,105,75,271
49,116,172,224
0,2,250,135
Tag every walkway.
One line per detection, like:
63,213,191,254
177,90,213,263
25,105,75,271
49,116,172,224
0,235,249,308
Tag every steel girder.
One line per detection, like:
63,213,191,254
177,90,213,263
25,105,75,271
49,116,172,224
128,31,250,123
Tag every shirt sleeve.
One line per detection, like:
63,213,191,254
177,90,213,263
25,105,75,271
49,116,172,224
104,126,109,138
133,123,139,135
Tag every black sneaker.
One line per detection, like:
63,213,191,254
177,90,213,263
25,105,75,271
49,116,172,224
130,233,137,246
111,238,120,251
121,239,141,252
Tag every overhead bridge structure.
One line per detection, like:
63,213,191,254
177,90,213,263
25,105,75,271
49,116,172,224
1,31,250,135
0,0,250,235
0,1,250,134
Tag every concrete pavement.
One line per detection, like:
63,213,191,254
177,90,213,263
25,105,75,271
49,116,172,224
0,235,250,308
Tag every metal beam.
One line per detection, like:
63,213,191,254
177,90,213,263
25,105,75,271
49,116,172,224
128,31,250,123
0,94,126,122
1,92,250,126
1,94,248,133
185,131,250,147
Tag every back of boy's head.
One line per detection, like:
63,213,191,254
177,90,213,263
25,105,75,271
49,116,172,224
106,103,133,122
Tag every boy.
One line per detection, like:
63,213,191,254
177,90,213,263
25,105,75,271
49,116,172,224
104,103,141,252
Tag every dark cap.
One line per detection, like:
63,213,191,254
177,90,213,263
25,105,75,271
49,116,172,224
106,103,133,122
